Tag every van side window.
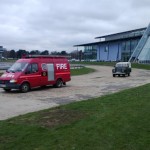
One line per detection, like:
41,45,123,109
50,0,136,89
26,63,38,74
32,63,38,73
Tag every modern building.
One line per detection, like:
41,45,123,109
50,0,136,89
75,24,150,63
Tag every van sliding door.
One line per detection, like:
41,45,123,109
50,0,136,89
47,64,54,81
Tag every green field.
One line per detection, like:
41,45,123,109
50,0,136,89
0,62,150,149
71,61,150,70
71,67,95,76
0,84,150,150
71,61,116,67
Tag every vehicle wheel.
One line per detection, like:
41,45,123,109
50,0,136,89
55,79,63,88
4,88,11,92
113,74,115,77
128,73,130,76
20,83,30,93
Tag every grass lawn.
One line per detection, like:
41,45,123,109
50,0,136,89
71,67,95,76
0,84,150,150
71,61,116,67
71,61,150,70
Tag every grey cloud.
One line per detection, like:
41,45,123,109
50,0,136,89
131,0,150,8
0,0,150,52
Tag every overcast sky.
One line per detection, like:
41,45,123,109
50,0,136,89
0,0,150,52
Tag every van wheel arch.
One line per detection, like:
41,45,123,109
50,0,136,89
20,82,30,93
54,78,63,88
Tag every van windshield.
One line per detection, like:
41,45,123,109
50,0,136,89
7,62,28,73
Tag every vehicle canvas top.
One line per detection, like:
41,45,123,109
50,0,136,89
115,62,131,68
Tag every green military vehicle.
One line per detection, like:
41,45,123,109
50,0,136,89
112,62,131,77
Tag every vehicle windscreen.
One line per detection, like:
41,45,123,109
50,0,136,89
7,62,28,73
116,64,129,67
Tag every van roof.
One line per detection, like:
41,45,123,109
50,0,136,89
22,55,70,59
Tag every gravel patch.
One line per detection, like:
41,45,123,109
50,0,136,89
0,65,150,120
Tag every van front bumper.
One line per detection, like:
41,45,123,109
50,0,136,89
0,83,20,89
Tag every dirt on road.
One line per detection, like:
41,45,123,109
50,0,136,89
0,65,150,120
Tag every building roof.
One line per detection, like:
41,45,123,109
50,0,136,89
95,27,146,39
74,27,146,47
74,34,142,47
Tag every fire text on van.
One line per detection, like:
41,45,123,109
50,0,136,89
56,64,67,70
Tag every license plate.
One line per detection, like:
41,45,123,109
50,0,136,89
0,84,6,88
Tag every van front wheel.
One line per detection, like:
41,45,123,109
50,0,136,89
55,79,63,88
20,83,30,93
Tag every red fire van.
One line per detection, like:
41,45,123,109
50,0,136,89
0,55,71,92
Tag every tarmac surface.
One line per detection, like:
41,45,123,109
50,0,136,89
0,65,150,120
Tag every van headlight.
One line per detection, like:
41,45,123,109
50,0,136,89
10,79,17,83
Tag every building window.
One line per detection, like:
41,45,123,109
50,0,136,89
126,41,131,52
131,39,139,52
105,46,108,52
121,42,126,51
84,45,97,60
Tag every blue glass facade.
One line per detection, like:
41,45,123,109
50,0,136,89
95,39,140,62
75,25,150,63
97,42,120,61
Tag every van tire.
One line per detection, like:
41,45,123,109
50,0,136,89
20,83,30,93
55,79,63,88
4,88,11,92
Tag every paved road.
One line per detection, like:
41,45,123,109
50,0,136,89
0,65,150,120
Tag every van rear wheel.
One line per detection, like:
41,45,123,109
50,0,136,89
55,79,63,88
20,83,30,93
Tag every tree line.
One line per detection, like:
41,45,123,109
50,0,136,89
2,49,84,60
